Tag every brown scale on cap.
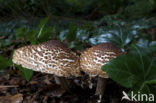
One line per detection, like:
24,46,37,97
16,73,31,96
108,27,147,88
13,40,81,77
80,43,123,78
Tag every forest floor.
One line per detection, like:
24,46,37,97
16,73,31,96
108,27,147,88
0,68,137,103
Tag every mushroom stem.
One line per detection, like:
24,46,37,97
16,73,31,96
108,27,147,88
54,76,70,92
89,76,93,89
95,77,107,101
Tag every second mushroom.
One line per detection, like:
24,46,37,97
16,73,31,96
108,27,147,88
80,43,123,102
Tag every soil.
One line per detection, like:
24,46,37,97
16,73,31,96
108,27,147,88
0,69,137,103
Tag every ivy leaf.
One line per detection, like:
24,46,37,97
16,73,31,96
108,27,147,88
16,65,33,81
103,27,135,49
130,39,156,56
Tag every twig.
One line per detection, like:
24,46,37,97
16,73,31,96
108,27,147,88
0,85,19,88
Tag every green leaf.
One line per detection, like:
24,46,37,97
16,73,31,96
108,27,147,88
102,52,156,95
8,52,13,65
25,29,38,44
37,17,49,39
38,17,49,28
66,24,77,42
37,26,54,43
123,0,153,19
16,65,33,81
149,0,155,5
145,80,156,84
16,26,27,40
68,41,83,50
103,26,135,49
130,39,156,56
0,56,10,70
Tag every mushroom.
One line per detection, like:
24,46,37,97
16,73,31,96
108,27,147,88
80,43,123,102
12,40,81,91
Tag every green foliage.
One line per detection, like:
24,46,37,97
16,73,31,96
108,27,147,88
15,65,33,82
63,22,95,50
149,0,155,5
103,26,136,50
102,45,156,102
66,0,122,16
38,17,49,29
0,51,13,70
122,0,155,19
130,39,156,56
16,26,38,44
66,24,77,42
16,17,54,44
0,0,40,16
37,17,55,43
0,56,11,70
37,26,55,42
16,26,27,40
1,0,155,20
102,54,156,87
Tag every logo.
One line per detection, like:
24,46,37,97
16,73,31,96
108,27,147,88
121,91,154,102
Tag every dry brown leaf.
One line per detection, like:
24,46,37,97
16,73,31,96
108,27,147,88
0,94,23,103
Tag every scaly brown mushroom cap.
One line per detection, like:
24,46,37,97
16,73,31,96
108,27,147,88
13,40,81,77
80,43,123,78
